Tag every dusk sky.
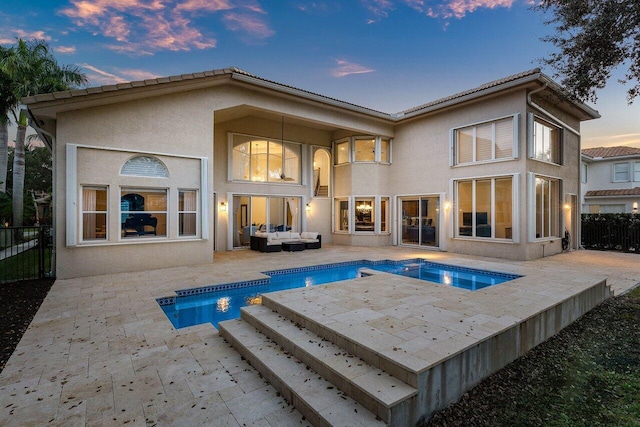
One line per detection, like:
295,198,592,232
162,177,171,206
2,0,638,148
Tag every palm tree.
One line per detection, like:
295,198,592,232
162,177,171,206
0,46,15,195
0,39,87,227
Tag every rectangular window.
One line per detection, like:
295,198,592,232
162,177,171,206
535,176,560,238
634,162,640,182
82,186,107,241
354,138,375,162
533,118,561,164
335,140,350,165
454,117,514,165
355,198,374,232
456,177,513,240
121,189,167,238
581,162,588,184
178,190,197,236
336,199,349,232
380,140,391,163
614,162,630,182
380,197,389,232
231,134,301,183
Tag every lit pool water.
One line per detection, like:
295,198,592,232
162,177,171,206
158,259,521,329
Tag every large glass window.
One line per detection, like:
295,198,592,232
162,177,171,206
456,177,513,239
535,176,560,239
82,187,107,241
355,198,374,232
313,148,331,197
336,199,349,232
380,140,391,163
231,134,301,183
401,196,439,246
335,140,350,165
121,189,167,238
380,197,389,232
532,118,561,164
614,162,630,182
354,139,375,162
232,196,300,248
634,162,640,182
178,190,197,237
454,117,514,165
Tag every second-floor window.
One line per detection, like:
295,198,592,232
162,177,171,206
231,133,301,183
532,117,561,164
613,162,630,182
452,116,516,165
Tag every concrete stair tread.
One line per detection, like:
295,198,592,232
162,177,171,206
242,304,417,407
219,319,385,427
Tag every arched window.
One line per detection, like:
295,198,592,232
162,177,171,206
121,155,169,178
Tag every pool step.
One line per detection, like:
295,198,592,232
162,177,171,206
240,304,417,425
218,318,385,427
261,293,423,388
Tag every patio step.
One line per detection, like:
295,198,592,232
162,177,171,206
218,318,385,427
261,294,422,388
240,304,417,425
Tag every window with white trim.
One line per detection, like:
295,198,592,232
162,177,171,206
121,155,169,178
581,162,588,183
355,198,374,232
354,138,375,162
534,175,560,238
121,189,167,238
82,186,107,241
453,116,516,165
231,134,301,183
532,118,561,164
335,198,349,232
380,197,389,232
333,137,392,165
178,190,197,236
455,177,513,240
613,162,630,182
634,162,640,182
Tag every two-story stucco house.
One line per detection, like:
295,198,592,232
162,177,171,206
581,146,640,213
23,67,599,279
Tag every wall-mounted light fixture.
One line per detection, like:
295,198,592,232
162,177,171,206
306,203,311,212
563,203,571,210
220,202,227,212
633,202,638,213
443,201,452,211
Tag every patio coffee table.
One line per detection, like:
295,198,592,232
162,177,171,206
282,241,305,252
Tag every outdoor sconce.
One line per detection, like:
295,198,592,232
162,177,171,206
563,203,571,210
633,202,638,213
443,201,452,211
306,203,311,212
220,202,227,212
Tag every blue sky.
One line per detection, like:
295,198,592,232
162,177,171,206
2,0,638,148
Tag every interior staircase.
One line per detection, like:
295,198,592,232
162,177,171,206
219,295,418,426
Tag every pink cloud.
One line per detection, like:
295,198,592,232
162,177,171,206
331,59,375,77
80,63,161,85
427,0,516,19
223,12,275,39
54,46,77,54
14,29,52,40
360,0,395,21
175,0,233,12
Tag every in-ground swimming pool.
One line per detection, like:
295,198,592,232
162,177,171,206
157,259,521,329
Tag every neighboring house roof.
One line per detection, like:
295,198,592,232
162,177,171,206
582,146,640,160
585,188,640,197
24,66,599,122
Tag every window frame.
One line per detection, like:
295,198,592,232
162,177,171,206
333,136,393,165
354,197,375,233
229,133,302,184
454,175,516,241
120,187,169,239
613,162,631,182
178,189,198,237
530,174,561,241
334,198,350,233
81,186,108,242
450,114,518,166
529,114,562,165
634,162,640,182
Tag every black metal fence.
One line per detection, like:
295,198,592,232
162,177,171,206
0,226,53,283
581,214,640,253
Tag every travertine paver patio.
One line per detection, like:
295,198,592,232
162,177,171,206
0,246,638,426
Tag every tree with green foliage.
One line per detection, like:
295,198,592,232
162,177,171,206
0,45,16,194
535,0,640,104
0,39,86,227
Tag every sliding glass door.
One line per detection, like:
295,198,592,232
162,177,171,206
233,195,301,248
400,196,439,247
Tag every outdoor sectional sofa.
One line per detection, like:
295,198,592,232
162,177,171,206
250,231,321,252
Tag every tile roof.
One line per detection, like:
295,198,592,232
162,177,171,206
400,69,543,116
585,188,640,197
581,146,640,159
